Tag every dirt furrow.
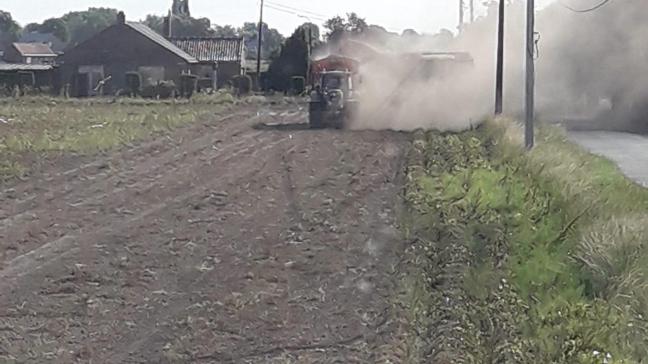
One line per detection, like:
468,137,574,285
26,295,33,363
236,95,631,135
0,104,410,363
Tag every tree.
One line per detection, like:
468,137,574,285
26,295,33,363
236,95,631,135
214,25,237,37
143,15,165,34
17,8,117,48
169,16,215,37
360,25,394,46
0,11,21,51
324,12,367,41
267,25,309,91
402,29,419,37
62,8,119,46
24,23,41,33
300,22,321,43
27,18,69,42
346,13,368,34
144,14,215,37
239,22,284,59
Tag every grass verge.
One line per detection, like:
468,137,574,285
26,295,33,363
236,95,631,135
402,120,648,363
0,93,236,180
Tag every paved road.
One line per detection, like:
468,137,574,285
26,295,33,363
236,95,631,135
568,131,648,187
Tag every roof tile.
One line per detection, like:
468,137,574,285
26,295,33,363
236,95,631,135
126,22,198,63
12,43,56,57
171,37,244,62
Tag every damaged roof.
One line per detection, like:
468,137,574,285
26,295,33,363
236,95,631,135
12,43,56,57
171,37,244,62
0,64,54,71
126,22,198,63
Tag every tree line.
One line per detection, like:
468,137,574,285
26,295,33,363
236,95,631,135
0,8,456,92
0,8,286,59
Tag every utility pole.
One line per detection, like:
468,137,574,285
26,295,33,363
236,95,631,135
166,9,173,38
495,0,505,115
459,0,465,31
470,0,475,23
307,26,313,85
256,0,264,90
298,15,314,86
525,0,535,149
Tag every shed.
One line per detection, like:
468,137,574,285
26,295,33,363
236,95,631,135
0,63,55,90
171,37,245,88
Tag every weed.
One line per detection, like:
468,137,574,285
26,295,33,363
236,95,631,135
403,120,648,362
0,94,235,179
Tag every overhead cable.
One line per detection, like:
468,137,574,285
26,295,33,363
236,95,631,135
558,0,612,13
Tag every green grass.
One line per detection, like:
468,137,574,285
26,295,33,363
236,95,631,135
403,120,648,363
0,93,236,180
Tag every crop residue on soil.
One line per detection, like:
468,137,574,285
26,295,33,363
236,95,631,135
0,103,410,362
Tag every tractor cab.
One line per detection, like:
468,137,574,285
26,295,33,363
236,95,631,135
309,70,357,129
320,71,353,95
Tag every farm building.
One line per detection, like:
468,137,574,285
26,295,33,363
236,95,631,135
0,64,55,91
171,37,245,89
59,12,244,97
2,43,57,65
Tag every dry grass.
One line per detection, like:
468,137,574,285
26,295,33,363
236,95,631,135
493,119,648,362
403,120,648,363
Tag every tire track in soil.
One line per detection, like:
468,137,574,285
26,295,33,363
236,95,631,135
0,108,270,265
0,103,410,363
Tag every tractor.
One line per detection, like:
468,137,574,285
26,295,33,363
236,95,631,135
308,70,358,129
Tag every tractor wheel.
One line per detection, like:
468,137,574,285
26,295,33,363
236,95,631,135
309,102,325,129
342,100,358,130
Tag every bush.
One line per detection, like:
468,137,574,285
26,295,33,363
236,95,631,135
157,80,176,99
290,76,305,95
141,80,177,99
232,75,252,95
196,78,213,93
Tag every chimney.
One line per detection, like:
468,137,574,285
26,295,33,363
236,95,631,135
117,11,126,25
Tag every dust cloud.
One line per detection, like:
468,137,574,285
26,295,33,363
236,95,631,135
536,0,648,127
351,53,490,131
342,0,646,131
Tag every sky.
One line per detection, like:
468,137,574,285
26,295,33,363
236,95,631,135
3,0,557,36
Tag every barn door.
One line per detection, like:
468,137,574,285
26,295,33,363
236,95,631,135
78,65,104,96
76,73,90,97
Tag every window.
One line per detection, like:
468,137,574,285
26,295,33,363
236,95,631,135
25,57,32,64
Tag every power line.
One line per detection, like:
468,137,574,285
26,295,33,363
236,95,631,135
264,4,327,22
265,3,403,34
558,0,612,13
265,1,328,19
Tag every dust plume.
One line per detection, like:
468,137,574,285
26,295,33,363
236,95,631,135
351,54,489,131
341,0,648,132
536,0,648,129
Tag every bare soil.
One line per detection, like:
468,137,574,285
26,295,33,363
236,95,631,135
0,102,410,363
